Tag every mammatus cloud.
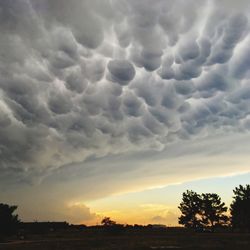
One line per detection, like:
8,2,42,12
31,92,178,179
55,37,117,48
107,60,136,85
0,0,250,187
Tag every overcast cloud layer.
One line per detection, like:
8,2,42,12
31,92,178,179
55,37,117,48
0,0,250,188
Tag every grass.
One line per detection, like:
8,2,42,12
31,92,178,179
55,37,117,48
0,229,250,249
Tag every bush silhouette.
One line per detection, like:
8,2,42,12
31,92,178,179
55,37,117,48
0,203,20,237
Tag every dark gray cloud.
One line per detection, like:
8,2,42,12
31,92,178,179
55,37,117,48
107,59,136,85
122,91,143,117
48,91,73,114
0,0,250,188
64,66,88,93
207,13,248,65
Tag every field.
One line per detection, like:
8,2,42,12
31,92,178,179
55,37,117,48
0,229,250,250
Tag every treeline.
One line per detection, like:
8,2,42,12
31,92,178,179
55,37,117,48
178,184,250,232
0,184,249,239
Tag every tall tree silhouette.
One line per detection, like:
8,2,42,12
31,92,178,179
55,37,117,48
201,193,228,231
0,203,20,236
230,184,250,231
179,191,228,231
178,190,202,229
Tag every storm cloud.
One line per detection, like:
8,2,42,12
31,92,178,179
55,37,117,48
0,0,250,188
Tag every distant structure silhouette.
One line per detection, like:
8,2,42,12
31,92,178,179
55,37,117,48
20,221,69,234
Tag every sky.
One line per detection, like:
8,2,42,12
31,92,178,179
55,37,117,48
0,0,250,226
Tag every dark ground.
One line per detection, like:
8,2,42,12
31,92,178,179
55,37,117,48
0,230,250,250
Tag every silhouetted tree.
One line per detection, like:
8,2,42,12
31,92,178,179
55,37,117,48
230,184,250,231
101,217,116,226
179,191,228,231
200,193,228,231
0,203,20,237
178,190,202,229
101,217,124,234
